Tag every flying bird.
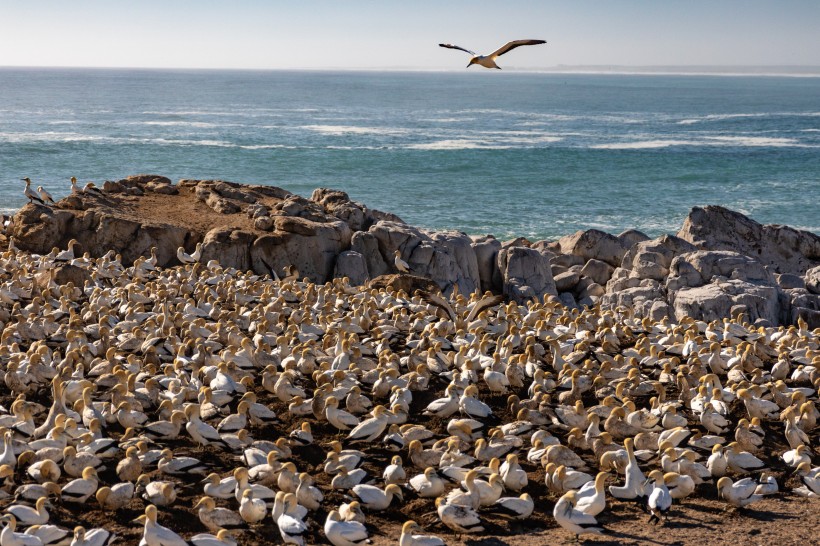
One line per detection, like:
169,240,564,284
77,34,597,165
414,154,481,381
439,39,547,69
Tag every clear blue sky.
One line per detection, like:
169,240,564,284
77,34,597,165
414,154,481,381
1,0,818,70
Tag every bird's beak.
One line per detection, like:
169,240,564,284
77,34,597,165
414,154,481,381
466,63,472,68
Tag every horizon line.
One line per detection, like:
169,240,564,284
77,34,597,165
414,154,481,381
2,64,820,77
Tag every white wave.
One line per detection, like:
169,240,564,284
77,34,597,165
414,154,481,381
0,131,108,143
300,124,410,136
704,136,800,146
592,135,816,149
405,139,514,150
591,139,693,149
128,120,225,128
678,112,820,124
418,117,470,123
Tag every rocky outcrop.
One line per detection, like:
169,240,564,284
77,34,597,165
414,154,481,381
679,205,820,276
497,246,557,304
7,176,819,326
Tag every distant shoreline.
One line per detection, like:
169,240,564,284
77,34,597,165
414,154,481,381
1,65,820,78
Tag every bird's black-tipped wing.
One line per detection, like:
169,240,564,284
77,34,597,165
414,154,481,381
491,39,547,58
439,43,476,56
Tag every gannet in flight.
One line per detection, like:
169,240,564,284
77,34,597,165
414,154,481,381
439,39,546,69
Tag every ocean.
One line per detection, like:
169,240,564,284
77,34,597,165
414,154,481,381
1,68,818,240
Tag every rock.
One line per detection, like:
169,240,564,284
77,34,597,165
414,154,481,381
368,274,439,294
247,204,269,219
212,181,258,204
351,232,390,279
206,193,241,215
146,179,178,195
678,205,820,276
806,266,820,295
579,282,605,299
784,290,820,328
617,229,650,249
333,250,369,286
9,204,74,253
471,235,501,293
254,216,274,231
558,292,578,309
35,263,91,290
121,174,172,187
670,280,780,325
580,259,615,287
550,254,585,269
102,180,124,193
619,235,698,282
553,271,580,292
251,217,352,283
577,296,596,308
777,273,805,290
665,251,775,292
559,229,627,268
498,246,557,304
200,228,254,271
367,221,480,295
601,283,669,320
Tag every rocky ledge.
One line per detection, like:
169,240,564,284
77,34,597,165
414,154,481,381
7,174,820,327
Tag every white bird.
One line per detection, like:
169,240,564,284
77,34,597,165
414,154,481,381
646,470,672,525
277,494,308,546
574,472,609,516
485,493,534,520
137,504,188,546
22,178,45,204
238,489,266,524
0,515,43,546
37,186,55,205
5,497,51,526
70,526,116,546
352,484,403,510
393,250,410,273
408,467,445,498
435,498,484,533
439,39,547,69
553,490,603,540
323,510,370,546
189,530,236,546
717,477,764,508
399,521,444,546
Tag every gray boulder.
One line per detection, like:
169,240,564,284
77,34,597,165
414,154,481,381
333,250,369,286
498,246,557,303
558,229,627,267
678,205,820,276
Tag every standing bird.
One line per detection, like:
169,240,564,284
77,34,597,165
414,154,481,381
37,186,55,204
439,40,547,69
393,250,410,273
21,178,45,204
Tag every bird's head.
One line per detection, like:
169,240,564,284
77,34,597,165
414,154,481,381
467,57,477,68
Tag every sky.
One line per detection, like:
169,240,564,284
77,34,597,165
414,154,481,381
1,1,818,70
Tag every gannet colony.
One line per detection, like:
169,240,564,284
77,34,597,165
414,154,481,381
0,175,818,545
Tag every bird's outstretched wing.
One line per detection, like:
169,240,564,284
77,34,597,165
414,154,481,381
491,39,547,58
465,294,504,323
439,43,476,56
418,290,458,323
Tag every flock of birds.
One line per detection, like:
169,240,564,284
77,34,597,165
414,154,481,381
0,192,819,546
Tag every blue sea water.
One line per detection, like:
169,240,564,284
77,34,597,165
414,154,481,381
0,68,818,239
